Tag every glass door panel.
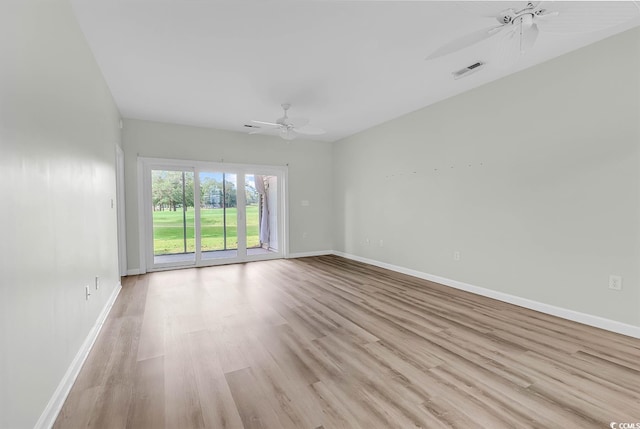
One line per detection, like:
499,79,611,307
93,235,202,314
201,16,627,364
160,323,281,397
199,172,238,260
151,169,195,265
245,174,278,257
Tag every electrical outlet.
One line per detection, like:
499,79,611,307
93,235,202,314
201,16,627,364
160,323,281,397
608,275,622,291
379,240,384,247
95,276,100,290
453,251,461,261
85,285,91,300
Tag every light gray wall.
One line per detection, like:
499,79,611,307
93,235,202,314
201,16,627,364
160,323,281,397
122,119,333,272
333,27,640,327
0,2,122,428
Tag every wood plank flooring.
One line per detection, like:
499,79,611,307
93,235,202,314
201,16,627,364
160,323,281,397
54,255,640,428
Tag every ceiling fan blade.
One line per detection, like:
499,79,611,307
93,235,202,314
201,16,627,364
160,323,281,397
494,25,522,69
294,125,325,136
535,2,640,34
536,9,559,19
287,117,309,129
251,120,280,127
520,22,539,54
427,25,505,60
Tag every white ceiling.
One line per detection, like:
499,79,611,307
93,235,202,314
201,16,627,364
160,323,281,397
71,1,640,142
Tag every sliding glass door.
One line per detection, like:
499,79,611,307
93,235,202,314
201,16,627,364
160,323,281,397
151,169,195,266
199,171,238,261
245,174,279,257
141,158,286,271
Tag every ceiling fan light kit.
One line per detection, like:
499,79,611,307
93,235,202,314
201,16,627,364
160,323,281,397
279,127,296,141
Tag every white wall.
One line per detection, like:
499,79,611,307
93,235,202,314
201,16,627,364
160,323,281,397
333,27,640,327
122,119,333,272
0,1,122,428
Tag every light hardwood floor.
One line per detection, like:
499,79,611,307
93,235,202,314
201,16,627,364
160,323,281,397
54,255,640,429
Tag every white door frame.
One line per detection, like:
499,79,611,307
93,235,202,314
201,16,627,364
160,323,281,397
138,156,288,272
115,144,127,277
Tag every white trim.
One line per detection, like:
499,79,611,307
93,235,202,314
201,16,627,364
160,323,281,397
287,250,334,259
137,156,289,173
115,144,127,277
332,251,640,340
35,282,122,429
136,158,147,275
281,168,289,258
126,268,142,276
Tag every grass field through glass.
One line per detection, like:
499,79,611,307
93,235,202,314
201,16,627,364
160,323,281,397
153,205,260,255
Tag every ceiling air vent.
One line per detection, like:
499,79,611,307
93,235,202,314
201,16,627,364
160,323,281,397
452,61,485,80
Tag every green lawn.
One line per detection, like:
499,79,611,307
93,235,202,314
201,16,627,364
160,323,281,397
153,205,260,255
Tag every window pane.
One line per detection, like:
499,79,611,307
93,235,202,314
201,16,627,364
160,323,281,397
200,171,237,260
246,174,278,256
151,170,195,264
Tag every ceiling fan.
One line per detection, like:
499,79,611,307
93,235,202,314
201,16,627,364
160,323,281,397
427,1,640,63
249,103,325,140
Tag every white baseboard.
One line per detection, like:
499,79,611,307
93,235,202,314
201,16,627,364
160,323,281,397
126,268,142,276
35,282,123,429
287,250,333,259
332,251,640,340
